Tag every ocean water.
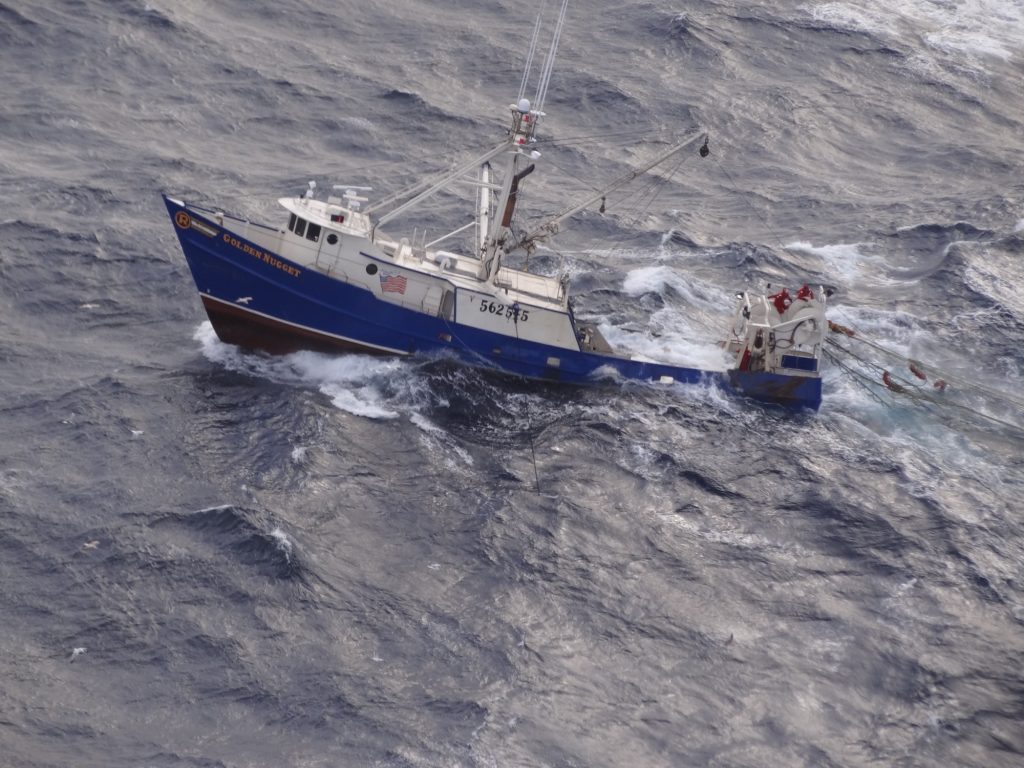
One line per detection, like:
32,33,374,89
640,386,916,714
1,1,1022,766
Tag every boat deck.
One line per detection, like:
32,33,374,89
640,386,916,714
576,322,616,354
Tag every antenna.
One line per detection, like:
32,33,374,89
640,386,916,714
333,184,373,210
534,0,569,112
518,0,548,103
302,180,316,199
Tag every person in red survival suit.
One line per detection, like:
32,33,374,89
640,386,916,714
769,288,791,314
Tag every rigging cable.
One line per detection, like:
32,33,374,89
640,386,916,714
534,127,669,146
828,323,1024,411
825,328,1024,435
511,303,543,494
615,150,691,230
535,0,570,112
434,308,545,494
709,145,812,265
518,0,547,103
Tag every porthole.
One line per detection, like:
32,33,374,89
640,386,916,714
365,263,378,275
326,233,338,245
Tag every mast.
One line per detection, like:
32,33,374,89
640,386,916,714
476,162,492,256
480,0,569,283
480,102,540,281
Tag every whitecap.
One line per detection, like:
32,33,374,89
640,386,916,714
806,0,1023,80
319,383,399,419
962,246,1024,320
622,265,731,311
409,412,474,467
815,0,1023,69
784,240,873,283
808,2,887,37
270,527,293,563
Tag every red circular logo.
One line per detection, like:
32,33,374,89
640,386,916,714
175,211,191,229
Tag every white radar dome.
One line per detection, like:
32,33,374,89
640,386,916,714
517,98,531,113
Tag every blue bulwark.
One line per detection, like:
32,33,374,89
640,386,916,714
781,355,818,372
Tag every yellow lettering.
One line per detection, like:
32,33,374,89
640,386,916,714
222,234,301,277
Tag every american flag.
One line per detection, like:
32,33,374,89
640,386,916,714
379,271,407,294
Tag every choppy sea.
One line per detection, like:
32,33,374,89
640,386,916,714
2,1,1022,766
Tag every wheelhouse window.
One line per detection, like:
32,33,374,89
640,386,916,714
306,223,321,243
294,217,307,238
288,213,297,232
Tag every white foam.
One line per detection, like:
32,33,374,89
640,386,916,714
785,240,866,261
410,412,474,467
807,0,1024,71
608,266,736,369
1014,219,1024,233
785,240,873,283
196,504,234,514
963,250,1024,320
809,3,886,36
622,265,731,311
920,0,1023,62
826,305,920,358
319,383,399,419
600,319,733,371
194,324,479,467
270,527,293,563
195,322,405,419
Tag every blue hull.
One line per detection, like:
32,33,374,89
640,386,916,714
164,196,821,409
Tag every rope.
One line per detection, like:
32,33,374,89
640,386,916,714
583,144,695,256
822,347,890,405
511,303,542,494
825,331,1024,435
534,127,669,147
435,308,544,493
827,324,1024,412
709,150,810,264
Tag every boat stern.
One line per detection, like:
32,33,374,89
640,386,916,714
724,284,829,409
726,369,822,409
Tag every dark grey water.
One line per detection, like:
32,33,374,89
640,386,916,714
2,1,1022,766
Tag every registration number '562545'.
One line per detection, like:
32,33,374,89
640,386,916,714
478,300,529,322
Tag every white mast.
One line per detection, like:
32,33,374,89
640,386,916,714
480,0,570,284
477,162,492,256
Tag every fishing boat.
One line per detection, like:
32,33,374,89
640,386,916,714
163,2,829,408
